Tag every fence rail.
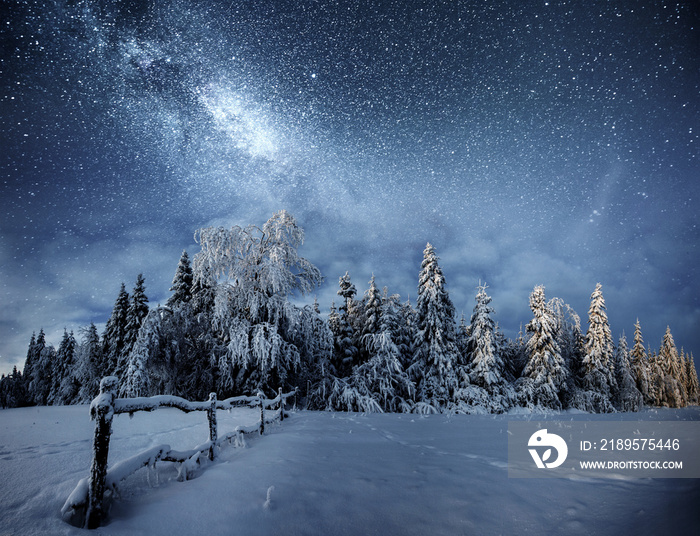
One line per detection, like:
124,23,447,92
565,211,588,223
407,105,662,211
61,376,295,529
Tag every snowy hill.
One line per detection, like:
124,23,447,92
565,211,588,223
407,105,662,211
1,406,699,535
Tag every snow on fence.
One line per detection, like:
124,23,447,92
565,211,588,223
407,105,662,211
61,376,296,529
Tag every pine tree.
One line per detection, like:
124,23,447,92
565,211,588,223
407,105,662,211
360,275,382,363
613,334,643,411
167,250,194,307
50,330,77,405
519,285,566,409
412,243,459,408
647,347,664,406
30,329,55,406
630,319,651,404
103,283,129,376
119,274,149,379
334,272,358,376
77,323,103,402
658,326,686,407
22,332,39,405
466,283,504,391
455,313,470,365
581,283,616,409
324,293,416,413
686,354,699,404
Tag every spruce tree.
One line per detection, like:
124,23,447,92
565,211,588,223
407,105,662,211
31,329,54,406
119,274,149,379
77,323,103,402
658,326,686,407
582,283,617,405
167,250,193,307
412,243,459,408
519,285,566,409
103,283,129,376
613,334,643,411
686,354,699,404
467,283,504,391
50,330,77,405
630,319,651,404
334,272,358,376
22,332,39,404
360,275,382,364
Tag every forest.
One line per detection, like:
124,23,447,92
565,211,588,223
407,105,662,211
1,211,698,413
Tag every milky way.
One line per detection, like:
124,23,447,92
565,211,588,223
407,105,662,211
1,0,698,373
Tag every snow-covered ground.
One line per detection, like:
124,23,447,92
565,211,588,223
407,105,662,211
1,405,698,535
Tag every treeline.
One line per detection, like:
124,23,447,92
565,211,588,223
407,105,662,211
2,211,698,413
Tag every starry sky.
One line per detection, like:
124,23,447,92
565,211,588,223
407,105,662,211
1,0,698,375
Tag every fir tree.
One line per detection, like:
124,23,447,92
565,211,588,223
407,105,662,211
658,326,686,407
103,283,129,376
630,319,651,404
581,283,616,408
31,329,55,406
167,250,194,307
412,243,459,408
519,285,566,409
119,274,149,379
76,323,103,402
455,313,470,365
50,329,77,405
466,283,504,391
334,272,358,376
22,332,39,404
613,334,643,411
360,275,382,363
686,354,699,405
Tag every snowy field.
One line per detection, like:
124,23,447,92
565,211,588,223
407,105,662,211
1,406,699,536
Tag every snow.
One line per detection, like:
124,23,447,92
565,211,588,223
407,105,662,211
1,405,699,535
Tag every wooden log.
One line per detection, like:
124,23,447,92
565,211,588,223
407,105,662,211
259,396,264,435
278,387,284,422
207,393,218,461
86,376,118,529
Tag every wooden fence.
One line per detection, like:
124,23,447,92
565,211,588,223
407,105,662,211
61,376,296,529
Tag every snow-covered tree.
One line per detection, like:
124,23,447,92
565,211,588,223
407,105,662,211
411,243,459,408
629,319,650,404
49,329,77,405
192,210,325,395
686,353,699,405
333,272,359,376
517,285,566,409
613,334,643,412
22,331,42,404
657,326,686,407
580,283,616,411
455,313,470,365
103,283,129,376
76,323,103,402
120,308,165,398
359,275,382,363
466,283,504,391
31,329,56,406
120,274,149,378
167,250,194,307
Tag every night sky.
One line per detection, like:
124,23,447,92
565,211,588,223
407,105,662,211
1,0,698,376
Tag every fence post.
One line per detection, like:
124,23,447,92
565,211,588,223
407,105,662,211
278,387,284,422
258,391,264,435
207,393,218,461
86,376,118,529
